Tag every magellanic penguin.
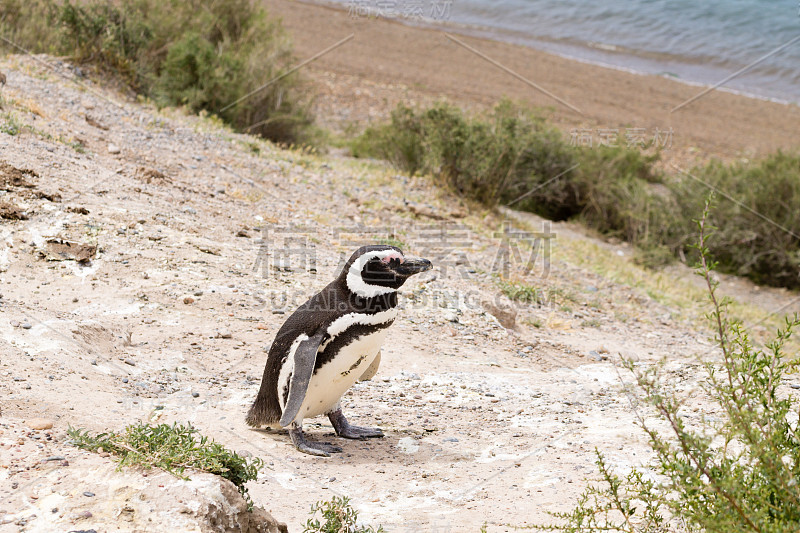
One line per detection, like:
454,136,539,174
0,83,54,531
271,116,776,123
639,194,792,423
246,245,432,456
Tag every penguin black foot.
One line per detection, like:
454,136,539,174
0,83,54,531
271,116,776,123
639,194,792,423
328,408,384,439
289,424,343,457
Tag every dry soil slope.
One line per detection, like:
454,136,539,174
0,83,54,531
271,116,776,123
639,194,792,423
0,55,798,532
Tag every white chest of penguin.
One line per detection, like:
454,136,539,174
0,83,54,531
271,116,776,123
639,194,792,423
296,321,394,419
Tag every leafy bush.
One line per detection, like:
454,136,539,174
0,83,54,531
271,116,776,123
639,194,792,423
68,422,263,510
674,152,800,288
537,198,800,532
304,496,384,533
0,0,314,144
353,101,800,289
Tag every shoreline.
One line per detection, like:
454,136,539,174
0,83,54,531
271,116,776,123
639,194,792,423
311,0,800,107
264,0,800,164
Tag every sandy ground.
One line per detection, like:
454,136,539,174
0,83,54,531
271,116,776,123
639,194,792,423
265,0,800,167
0,52,799,532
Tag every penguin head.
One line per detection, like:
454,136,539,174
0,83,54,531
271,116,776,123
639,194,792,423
343,245,432,298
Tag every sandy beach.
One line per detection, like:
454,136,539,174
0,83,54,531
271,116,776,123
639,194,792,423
265,0,800,164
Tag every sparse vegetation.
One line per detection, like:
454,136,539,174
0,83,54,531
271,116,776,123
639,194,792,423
68,422,263,510
353,101,800,289
534,197,800,532
304,496,384,533
0,0,314,144
499,279,542,304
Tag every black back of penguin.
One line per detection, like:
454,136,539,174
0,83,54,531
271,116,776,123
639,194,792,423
245,245,402,427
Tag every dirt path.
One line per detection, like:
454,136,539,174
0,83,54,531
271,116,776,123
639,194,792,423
1,55,798,532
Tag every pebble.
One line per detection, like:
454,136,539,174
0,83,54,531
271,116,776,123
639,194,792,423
43,456,65,462
27,418,54,430
217,330,232,339
122,378,128,383
124,359,136,366
21,322,33,330
83,491,95,497
442,310,459,323
193,290,203,296
191,392,199,398
107,143,121,154
443,437,459,443
589,350,608,361
183,297,194,305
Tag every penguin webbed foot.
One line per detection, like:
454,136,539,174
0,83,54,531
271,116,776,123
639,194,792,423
289,424,342,457
328,408,384,440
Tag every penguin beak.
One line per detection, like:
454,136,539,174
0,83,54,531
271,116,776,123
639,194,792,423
394,257,433,277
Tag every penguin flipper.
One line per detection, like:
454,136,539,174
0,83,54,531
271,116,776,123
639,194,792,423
358,350,381,381
279,330,325,427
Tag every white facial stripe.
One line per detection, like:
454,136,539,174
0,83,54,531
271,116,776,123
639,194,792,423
319,308,398,353
277,334,307,411
346,249,405,298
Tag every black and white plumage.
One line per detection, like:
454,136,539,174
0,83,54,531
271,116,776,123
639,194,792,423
246,245,432,456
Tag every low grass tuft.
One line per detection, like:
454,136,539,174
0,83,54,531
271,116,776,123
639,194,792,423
68,422,263,510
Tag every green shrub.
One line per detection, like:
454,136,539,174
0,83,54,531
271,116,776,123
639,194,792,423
0,0,314,145
304,496,384,533
353,101,800,289
68,422,263,510
674,152,800,288
0,0,60,54
535,198,800,532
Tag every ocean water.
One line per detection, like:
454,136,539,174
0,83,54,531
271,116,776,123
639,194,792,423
332,0,800,103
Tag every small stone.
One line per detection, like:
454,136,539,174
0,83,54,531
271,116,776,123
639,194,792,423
443,437,459,443
124,359,136,366
21,323,32,329
216,330,232,339
441,310,459,323
193,290,203,296
27,418,54,430
72,297,79,303
191,392,199,398
122,378,129,383
83,491,95,497
43,456,65,462
107,143,121,154
183,297,194,305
